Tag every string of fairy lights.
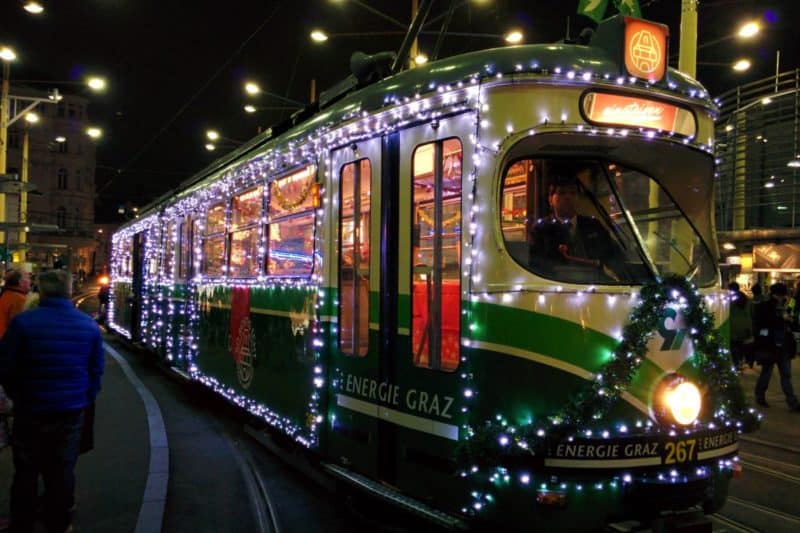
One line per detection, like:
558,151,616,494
108,52,743,515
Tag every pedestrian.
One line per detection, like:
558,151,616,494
752,282,800,411
751,282,765,303
728,282,753,370
0,270,31,338
0,269,105,533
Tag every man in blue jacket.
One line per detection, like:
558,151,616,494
0,269,104,533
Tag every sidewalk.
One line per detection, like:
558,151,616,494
0,347,150,532
737,357,800,446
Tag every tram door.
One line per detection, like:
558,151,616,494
328,138,384,478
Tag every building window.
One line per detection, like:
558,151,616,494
75,170,82,191
74,208,82,232
57,168,68,190
57,141,69,154
57,103,66,118
56,207,67,229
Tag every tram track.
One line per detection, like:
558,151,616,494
725,496,800,526
225,433,282,533
710,513,761,533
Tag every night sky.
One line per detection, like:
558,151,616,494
2,0,796,222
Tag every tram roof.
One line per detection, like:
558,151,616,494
126,18,714,226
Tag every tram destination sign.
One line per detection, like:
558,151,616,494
544,428,738,469
581,92,697,137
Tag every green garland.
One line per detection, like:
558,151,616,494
457,274,756,469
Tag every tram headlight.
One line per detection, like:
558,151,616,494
654,374,702,426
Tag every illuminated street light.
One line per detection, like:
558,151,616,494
737,21,760,39
732,59,751,72
244,81,261,95
722,242,736,250
243,105,257,114
206,130,220,141
23,2,44,14
788,157,800,169
205,143,216,151
0,46,17,62
310,30,329,43
504,30,524,44
54,136,66,143
24,112,39,124
86,127,103,139
87,76,107,91
414,53,428,66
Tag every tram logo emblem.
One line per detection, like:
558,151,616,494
233,316,257,389
657,308,689,352
230,287,256,389
624,19,667,82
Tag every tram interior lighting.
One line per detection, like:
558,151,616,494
536,491,567,507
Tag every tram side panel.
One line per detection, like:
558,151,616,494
194,284,318,430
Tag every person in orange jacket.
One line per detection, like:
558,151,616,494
0,270,31,339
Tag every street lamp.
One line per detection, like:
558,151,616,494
244,81,261,95
23,2,44,14
310,29,329,43
732,59,751,72
737,21,760,39
206,129,219,141
86,77,107,91
86,127,102,139
504,29,524,44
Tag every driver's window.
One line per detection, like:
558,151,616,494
500,159,646,285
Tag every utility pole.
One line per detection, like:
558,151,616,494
1,60,10,244
678,0,698,78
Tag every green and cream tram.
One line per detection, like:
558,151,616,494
109,15,755,530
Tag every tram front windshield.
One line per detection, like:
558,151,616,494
501,157,716,286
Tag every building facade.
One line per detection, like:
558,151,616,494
715,69,800,289
3,88,99,275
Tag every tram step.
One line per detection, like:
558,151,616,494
321,462,468,531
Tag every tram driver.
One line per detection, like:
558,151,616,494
528,168,621,283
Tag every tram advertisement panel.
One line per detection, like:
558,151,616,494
544,427,738,469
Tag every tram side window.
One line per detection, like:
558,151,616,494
202,203,226,276
177,218,192,280
339,159,371,357
267,165,317,277
229,186,263,278
500,158,663,285
411,138,462,372
116,237,133,277
163,220,176,279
